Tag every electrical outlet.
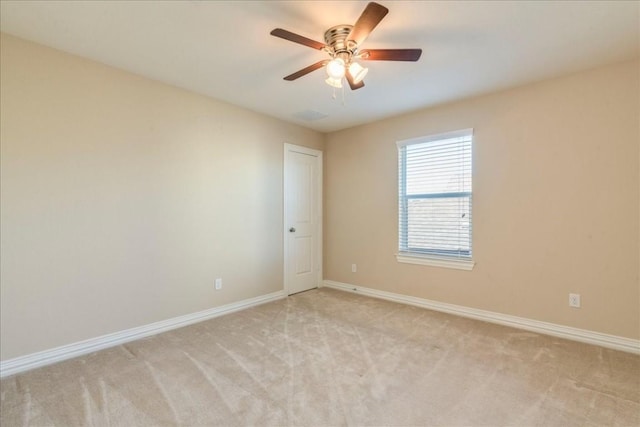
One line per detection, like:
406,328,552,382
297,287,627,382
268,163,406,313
569,293,580,308
351,264,357,273
215,278,222,290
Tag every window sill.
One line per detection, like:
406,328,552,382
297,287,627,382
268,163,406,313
396,253,475,271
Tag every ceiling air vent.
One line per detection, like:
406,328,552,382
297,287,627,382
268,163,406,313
292,110,329,122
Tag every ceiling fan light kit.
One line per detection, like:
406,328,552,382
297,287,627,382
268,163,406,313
270,2,422,92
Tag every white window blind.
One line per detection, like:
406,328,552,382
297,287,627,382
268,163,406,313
397,129,473,262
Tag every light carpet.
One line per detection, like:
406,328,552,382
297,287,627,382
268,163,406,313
1,288,639,426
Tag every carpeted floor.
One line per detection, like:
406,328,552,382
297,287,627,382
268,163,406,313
1,287,639,426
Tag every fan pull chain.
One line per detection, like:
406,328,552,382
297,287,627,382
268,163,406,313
329,80,347,106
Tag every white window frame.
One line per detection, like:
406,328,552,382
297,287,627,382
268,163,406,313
396,129,475,271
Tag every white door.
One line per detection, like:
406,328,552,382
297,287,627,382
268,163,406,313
284,144,322,295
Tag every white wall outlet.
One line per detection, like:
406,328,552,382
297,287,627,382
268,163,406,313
351,264,357,273
569,293,581,308
215,278,222,290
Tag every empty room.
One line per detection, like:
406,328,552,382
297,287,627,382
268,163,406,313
1,1,638,426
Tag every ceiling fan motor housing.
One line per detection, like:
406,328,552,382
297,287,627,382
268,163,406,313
324,25,357,60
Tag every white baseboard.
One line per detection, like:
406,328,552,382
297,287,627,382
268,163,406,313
0,290,286,378
323,280,640,355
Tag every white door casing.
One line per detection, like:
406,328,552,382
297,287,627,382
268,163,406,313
284,144,322,295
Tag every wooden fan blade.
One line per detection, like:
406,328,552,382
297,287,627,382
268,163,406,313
270,28,326,50
284,60,328,81
360,49,422,61
345,70,365,90
347,2,389,47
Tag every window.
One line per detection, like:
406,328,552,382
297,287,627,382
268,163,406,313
397,129,474,270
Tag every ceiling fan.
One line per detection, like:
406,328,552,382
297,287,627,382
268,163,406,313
270,2,422,90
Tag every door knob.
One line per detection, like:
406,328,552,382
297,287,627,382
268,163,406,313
289,227,296,232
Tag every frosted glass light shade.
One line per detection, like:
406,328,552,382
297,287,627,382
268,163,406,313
326,58,346,79
348,62,369,83
325,76,343,88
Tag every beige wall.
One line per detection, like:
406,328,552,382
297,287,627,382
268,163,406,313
325,60,640,340
0,34,324,360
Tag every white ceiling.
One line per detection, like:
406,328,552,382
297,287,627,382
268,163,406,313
1,1,638,133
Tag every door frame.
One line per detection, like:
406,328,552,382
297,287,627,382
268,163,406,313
283,143,323,295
